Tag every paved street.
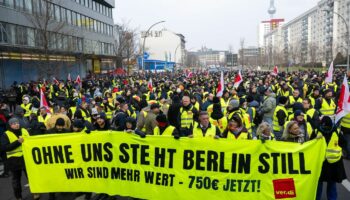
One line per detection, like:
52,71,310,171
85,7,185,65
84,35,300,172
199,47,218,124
0,160,349,200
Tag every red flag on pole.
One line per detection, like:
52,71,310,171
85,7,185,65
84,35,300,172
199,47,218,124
234,70,243,88
272,66,279,76
75,75,82,87
40,89,51,113
53,77,59,85
325,61,334,84
216,71,224,97
148,78,153,91
335,75,350,123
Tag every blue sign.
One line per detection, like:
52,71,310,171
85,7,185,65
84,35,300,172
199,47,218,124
144,52,150,59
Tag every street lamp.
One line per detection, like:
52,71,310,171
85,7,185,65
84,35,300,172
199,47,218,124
141,20,166,72
323,9,349,73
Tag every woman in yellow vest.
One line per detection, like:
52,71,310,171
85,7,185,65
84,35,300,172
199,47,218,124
256,122,275,140
222,114,249,140
0,118,39,200
316,116,346,200
153,114,179,138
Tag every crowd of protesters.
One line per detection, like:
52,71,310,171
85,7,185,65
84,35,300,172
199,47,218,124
0,68,349,200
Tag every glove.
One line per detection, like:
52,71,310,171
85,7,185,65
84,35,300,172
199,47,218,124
174,134,180,140
85,129,91,134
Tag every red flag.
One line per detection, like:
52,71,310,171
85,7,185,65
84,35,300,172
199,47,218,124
216,71,224,97
335,75,350,123
325,61,334,84
187,71,193,78
75,75,82,87
148,78,153,91
272,66,279,76
68,73,72,82
40,89,51,113
234,70,243,88
53,77,59,85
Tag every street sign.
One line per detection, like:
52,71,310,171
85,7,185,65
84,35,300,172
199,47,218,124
144,52,150,59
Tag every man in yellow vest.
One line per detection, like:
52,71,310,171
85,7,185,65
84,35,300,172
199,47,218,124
153,114,179,138
273,96,288,140
178,95,199,137
191,111,220,138
318,89,336,117
0,118,39,200
302,98,320,130
287,88,303,115
38,107,51,126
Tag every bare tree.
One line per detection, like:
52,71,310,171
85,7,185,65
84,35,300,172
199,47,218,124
239,38,245,67
308,42,318,68
114,22,138,74
25,0,75,78
289,41,301,66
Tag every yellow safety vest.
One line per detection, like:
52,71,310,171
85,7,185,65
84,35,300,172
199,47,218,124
180,107,194,129
207,104,214,116
320,99,336,116
273,105,288,132
154,125,175,136
309,96,316,107
341,113,350,129
192,122,217,138
227,131,248,140
101,103,114,120
140,111,148,132
288,96,302,113
38,114,51,125
5,128,30,158
210,117,228,134
194,102,200,111
69,107,77,119
322,131,342,163
21,103,32,117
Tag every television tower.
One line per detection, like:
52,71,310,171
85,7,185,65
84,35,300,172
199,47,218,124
268,0,276,18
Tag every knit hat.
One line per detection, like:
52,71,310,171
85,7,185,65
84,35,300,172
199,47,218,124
8,118,19,125
228,99,239,109
97,112,106,120
55,118,65,126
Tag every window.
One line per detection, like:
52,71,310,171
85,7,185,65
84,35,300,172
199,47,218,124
81,15,86,28
84,0,88,7
15,0,24,10
24,0,32,13
72,12,77,26
93,19,97,32
76,13,81,27
8,0,14,8
54,5,60,21
0,22,8,43
15,25,27,45
61,7,66,23
66,9,71,24
88,0,92,9
57,34,62,49
92,1,95,10
62,35,68,50
27,27,34,47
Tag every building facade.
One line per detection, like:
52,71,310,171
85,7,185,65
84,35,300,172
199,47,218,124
0,0,115,88
264,0,350,67
194,47,227,67
238,46,263,67
140,29,186,69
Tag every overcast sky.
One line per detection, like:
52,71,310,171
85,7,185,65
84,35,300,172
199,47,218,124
113,0,319,52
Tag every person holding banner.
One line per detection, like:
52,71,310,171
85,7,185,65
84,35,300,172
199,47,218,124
256,122,275,141
316,116,347,200
281,121,308,143
222,114,249,140
0,118,39,200
153,114,179,137
191,111,220,138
